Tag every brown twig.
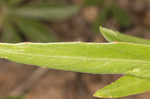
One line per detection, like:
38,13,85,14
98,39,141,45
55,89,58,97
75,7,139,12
9,68,48,96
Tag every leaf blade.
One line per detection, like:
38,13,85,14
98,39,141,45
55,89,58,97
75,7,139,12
100,26,150,44
1,22,22,43
13,5,79,20
0,42,150,78
94,75,150,98
16,18,56,42
112,4,131,27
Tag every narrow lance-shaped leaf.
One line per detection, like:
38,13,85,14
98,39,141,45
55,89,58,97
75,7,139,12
94,75,150,98
100,26,150,44
0,42,150,79
1,22,22,43
112,4,131,27
6,0,23,6
95,27,150,98
16,18,56,42
12,5,79,20
7,96,24,99
83,0,104,6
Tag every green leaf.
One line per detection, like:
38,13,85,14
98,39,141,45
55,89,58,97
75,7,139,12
13,5,79,20
83,0,104,6
5,0,23,6
112,4,131,27
0,42,150,98
100,26,150,44
94,75,150,98
0,42,150,78
98,7,111,24
6,96,24,99
1,22,22,43
16,18,56,42
0,0,8,5
96,27,150,98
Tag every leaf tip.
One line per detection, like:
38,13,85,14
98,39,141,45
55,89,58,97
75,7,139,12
93,91,102,98
99,26,104,33
99,26,119,42
99,26,111,42
93,90,112,98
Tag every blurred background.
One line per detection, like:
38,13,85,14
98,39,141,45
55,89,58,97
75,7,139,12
0,0,150,99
